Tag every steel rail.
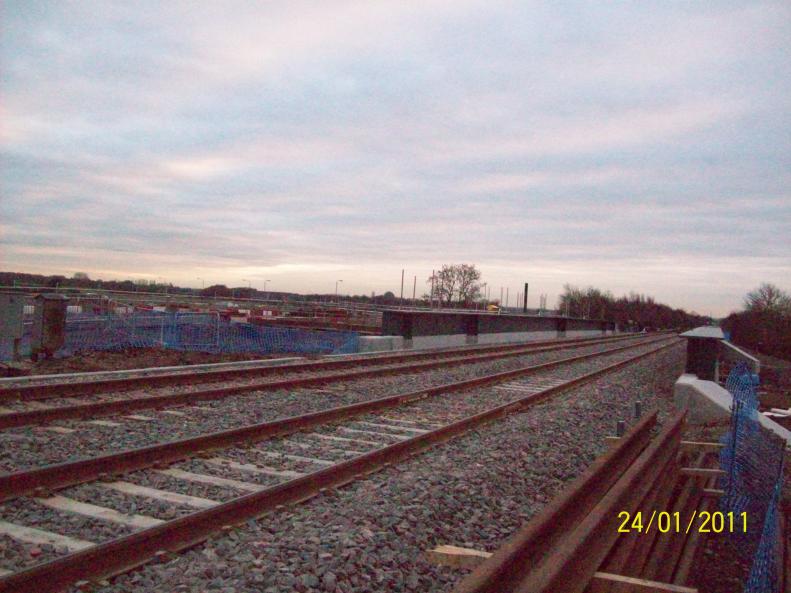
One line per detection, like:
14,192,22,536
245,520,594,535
0,336,680,593
513,411,685,593
452,412,659,593
0,335,667,429
0,333,648,402
0,337,679,501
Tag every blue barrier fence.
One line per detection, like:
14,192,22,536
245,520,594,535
2,313,360,359
719,362,785,593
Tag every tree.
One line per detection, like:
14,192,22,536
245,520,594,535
744,283,791,314
556,284,707,330
202,284,232,297
723,283,791,360
429,264,483,306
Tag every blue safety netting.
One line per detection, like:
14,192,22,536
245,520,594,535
3,313,359,359
744,478,783,593
719,363,784,593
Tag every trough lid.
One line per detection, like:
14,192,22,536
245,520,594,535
679,326,724,339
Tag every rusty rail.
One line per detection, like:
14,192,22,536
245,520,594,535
453,412,687,593
0,333,643,403
0,339,679,501
453,412,659,593
0,340,680,593
0,336,673,430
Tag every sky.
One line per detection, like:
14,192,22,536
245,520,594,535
1,1,789,316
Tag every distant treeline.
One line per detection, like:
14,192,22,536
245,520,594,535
1,271,196,296
0,271,409,306
557,284,710,331
721,283,791,361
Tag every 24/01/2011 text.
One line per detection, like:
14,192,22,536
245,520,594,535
617,511,747,534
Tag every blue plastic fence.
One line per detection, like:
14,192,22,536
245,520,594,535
719,362,784,593
3,312,359,359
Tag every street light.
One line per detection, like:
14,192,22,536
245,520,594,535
335,280,343,302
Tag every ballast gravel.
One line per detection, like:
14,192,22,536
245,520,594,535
0,336,667,473
0,337,645,410
68,342,685,593
0,339,677,577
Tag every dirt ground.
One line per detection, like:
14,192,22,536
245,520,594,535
5,348,294,376
757,351,791,410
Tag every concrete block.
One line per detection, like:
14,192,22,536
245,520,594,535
357,336,404,353
674,374,732,424
674,373,791,446
477,331,557,345
565,330,603,338
722,341,760,374
411,334,467,349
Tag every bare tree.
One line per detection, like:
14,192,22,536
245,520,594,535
428,264,482,306
744,283,791,313
431,266,457,306
455,264,482,304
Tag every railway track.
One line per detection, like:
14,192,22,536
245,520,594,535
0,335,679,592
0,333,652,401
0,333,656,430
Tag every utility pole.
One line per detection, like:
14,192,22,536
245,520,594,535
523,283,528,313
412,275,416,305
500,287,503,306
400,269,404,306
430,270,435,309
506,287,509,309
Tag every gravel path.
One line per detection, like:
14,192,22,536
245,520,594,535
0,336,669,473
35,340,686,593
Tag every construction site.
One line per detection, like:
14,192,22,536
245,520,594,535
0,287,788,593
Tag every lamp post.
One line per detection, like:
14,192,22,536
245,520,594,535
335,280,343,303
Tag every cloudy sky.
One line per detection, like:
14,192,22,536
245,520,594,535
1,1,789,315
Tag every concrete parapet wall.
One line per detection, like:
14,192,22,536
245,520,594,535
721,341,761,374
410,334,468,350
565,330,602,338
382,310,614,344
357,335,405,353
476,331,557,345
674,373,791,445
